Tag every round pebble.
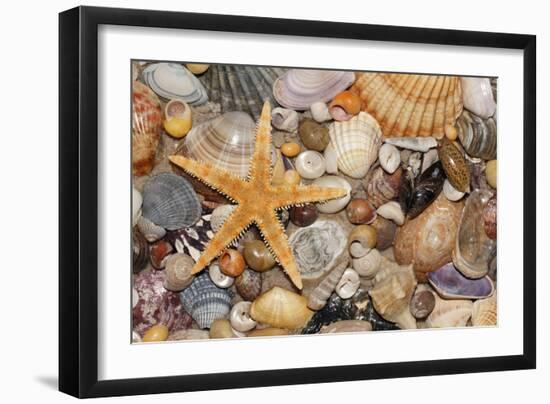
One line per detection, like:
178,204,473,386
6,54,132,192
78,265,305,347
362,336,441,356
445,124,458,141
281,142,301,157
142,324,169,342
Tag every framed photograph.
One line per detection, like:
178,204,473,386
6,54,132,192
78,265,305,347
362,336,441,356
59,6,536,398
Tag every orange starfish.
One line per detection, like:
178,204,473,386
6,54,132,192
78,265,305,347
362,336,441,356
169,102,347,289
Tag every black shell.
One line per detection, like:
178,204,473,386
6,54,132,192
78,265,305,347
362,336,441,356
407,161,446,219
398,169,414,215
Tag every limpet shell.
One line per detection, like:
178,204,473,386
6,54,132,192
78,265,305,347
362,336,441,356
410,289,436,319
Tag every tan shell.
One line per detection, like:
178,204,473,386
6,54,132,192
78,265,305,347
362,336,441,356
250,287,313,329
247,328,290,337
363,167,403,208
352,248,383,279
472,294,497,326
164,253,195,291
347,225,377,258
350,73,463,138
308,260,349,310
320,320,372,333
425,295,473,328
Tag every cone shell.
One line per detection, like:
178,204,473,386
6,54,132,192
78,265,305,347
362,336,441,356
250,287,313,329
328,112,382,178
471,293,497,326
350,72,463,138
142,63,208,105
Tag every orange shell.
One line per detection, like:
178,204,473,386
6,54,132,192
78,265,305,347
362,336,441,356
329,90,361,121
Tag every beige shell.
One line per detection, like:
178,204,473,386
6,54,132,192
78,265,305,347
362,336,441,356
352,248,383,279
347,225,377,258
308,260,349,310
328,112,382,178
320,320,372,333
472,294,497,326
250,287,314,329
350,73,463,139
164,253,195,292
425,295,473,328
363,167,403,208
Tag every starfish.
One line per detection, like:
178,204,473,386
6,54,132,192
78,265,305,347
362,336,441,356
169,101,347,289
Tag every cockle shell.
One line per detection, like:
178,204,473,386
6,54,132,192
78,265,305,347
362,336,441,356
273,69,355,110
137,216,166,243
142,173,202,230
132,81,162,176
179,273,232,329
308,260,349,310
310,101,332,123
328,112,382,178
272,107,299,132
460,77,496,119
438,137,470,193
363,167,403,208
132,187,142,226
295,151,326,179
384,137,438,152
320,320,372,333
471,293,497,326
428,262,495,299
335,268,360,299
311,176,351,213
250,287,314,329
456,110,497,160
142,63,208,105
164,253,195,292
425,295,473,328
350,72,463,138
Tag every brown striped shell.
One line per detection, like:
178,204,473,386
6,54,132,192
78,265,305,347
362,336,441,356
438,137,470,192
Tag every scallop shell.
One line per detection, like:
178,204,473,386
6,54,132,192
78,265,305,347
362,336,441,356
328,112,382,178
142,173,202,230
425,295,473,328
308,260,349,310
273,69,355,110
132,81,162,176
471,293,497,326
250,287,313,329
179,273,232,329
460,77,496,119
350,72,463,138
142,63,208,105
456,110,497,160
428,263,495,299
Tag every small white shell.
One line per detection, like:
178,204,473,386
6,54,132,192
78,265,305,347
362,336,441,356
229,301,257,332
137,216,166,243
421,149,439,174
208,263,234,288
132,187,142,227
312,175,352,214
376,201,405,226
295,151,326,179
310,101,332,123
323,143,339,174
272,108,299,132
443,179,465,201
335,268,360,299
385,137,437,152
378,143,400,174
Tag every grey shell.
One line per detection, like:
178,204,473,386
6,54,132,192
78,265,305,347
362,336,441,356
456,110,497,160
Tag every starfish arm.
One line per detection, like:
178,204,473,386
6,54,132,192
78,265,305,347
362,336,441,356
270,185,349,209
248,101,273,182
169,155,244,202
256,211,303,290
190,205,253,274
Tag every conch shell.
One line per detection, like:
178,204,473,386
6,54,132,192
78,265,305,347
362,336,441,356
250,287,314,329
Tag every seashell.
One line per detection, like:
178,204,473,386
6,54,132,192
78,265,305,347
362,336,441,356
395,193,464,282
295,151,326,179
308,260,349,310
456,110,497,160
137,216,166,243
132,331,142,343
350,73,463,138
274,69,355,110
142,324,169,342
208,262,234,288
209,319,238,339
219,249,246,277
320,320,372,333
328,112,382,178
311,176,351,213
149,240,174,269
310,101,332,123
370,216,397,250
407,152,423,178
142,63,208,105
179,274,232,329
185,63,209,75
421,149,440,174
230,301,257,332
460,77,496,119
248,328,290,337
472,293,497,326
452,189,496,279
280,142,301,157
132,228,149,274
132,81,162,176
486,160,497,189
425,295,473,328
409,289,436,319
443,179,465,202
251,287,313,329
199,64,285,119
378,143,400,174
348,225,377,258
142,173,202,230
283,170,301,185
272,108,299,132
164,253,195,292
445,124,458,141
428,263,495,299
289,204,318,227
384,137,438,152
167,329,209,341
346,198,376,225
210,204,236,233
243,240,277,272
163,98,193,138
352,248,383,278
483,195,497,240
132,187,142,227
335,268,360,299
323,142,338,174
235,269,262,301
329,90,361,121
363,167,403,208
438,137,470,192
133,287,139,309
376,201,405,226
298,118,330,152
403,161,446,219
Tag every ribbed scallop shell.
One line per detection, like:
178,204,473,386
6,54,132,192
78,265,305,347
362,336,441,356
250,287,313,329
142,63,208,105
456,110,497,160
350,73,463,138
179,273,232,329
328,112,382,178
142,173,202,230
273,69,355,110
471,293,497,326
132,81,162,176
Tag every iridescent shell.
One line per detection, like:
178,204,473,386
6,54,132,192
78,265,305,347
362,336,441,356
472,293,497,326
350,73,463,138
179,273,232,329
132,81,162,176
456,110,497,160
142,63,208,105
273,69,355,110
142,173,202,230
428,263,495,299
363,167,403,208
328,112,382,178
460,77,496,119
438,137,470,193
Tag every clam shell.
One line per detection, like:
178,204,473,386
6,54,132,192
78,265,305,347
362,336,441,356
179,273,232,329
273,69,355,110
350,73,463,138
425,295,473,328
328,112,382,178
137,216,166,243
460,77,496,119
428,263,495,299
471,293,497,326
142,173,202,230
456,110,497,160
250,287,313,329
311,176,351,213
142,63,208,105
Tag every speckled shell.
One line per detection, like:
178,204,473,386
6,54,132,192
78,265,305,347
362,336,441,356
179,273,232,329
350,73,463,138
456,110,497,160
438,137,470,192
142,173,202,230
363,167,403,208
250,287,314,329
428,263,495,299
425,295,473,328
235,269,262,301
142,63,208,105
472,294,497,326
460,77,496,119
132,81,162,176
394,193,464,282
328,112,382,178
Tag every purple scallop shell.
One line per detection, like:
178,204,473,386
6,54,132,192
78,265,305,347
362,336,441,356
428,263,495,300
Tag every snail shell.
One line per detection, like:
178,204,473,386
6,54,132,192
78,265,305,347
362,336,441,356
271,107,299,132
219,249,246,277
289,204,319,227
307,260,349,310
295,151,326,179
243,240,277,272
208,263,235,288
328,90,361,121
346,198,376,225
137,216,166,243
335,268,360,299
280,142,301,158
230,301,257,332
163,99,193,138
348,225,377,258
164,253,195,292
235,269,262,301
370,216,397,250
352,248,382,279
149,240,174,269
363,167,403,208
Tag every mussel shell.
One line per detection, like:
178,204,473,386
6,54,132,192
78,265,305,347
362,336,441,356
132,228,149,274
428,263,495,299
406,161,446,219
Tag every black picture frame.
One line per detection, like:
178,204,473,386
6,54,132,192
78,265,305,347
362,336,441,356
59,5,536,398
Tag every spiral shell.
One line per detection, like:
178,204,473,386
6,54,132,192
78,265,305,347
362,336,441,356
235,269,262,301
164,253,195,292
137,216,166,243
272,108,299,132
329,90,361,121
363,167,403,208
